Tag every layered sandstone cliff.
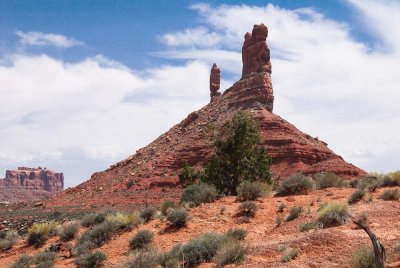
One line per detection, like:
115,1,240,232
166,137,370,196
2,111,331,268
0,167,64,202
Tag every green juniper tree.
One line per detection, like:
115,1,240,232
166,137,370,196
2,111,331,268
202,111,272,195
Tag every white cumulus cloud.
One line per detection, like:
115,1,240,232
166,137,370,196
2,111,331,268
16,31,83,48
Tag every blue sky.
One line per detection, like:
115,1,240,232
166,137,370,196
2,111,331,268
1,0,400,187
1,0,371,70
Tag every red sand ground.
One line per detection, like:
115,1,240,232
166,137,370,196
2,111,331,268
1,187,399,267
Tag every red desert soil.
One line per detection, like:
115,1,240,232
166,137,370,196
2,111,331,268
1,187,399,267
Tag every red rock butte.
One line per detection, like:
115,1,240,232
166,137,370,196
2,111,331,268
0,167,64,202
48,24,366,208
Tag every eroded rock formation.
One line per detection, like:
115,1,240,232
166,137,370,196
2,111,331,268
210,63,221,101
231,23,274,111
0,167,64,192
45,23,365,209
242,24,272,76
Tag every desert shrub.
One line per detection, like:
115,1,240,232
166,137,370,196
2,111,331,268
214,240,247,267
126,180,135,189
275,215,283,227
348,189,365,204
107,212,142,230
202,111,272,195
180,183,217,206
35,251,56,268
224,228,247,241
167,208,188,228
277,203,286,213
140,207,157,223
280,248,299,263
0,230,18,251
277,174,313,196
119,250,159,268
237,181,266,201
29,222,59,236
285,206,303,222
160,200,176,216
380,189,400,200
379,175,400,187
75,251,106,268
78,221,119,248
28,231,48,248
158,252,180,268
59,222,79,242
299,221,322,232
350,179,359,188
172,232,223,268
238,201,258,218
80,210,112,228
10,254,33,268
318,203,349,228
351,246,375,268
28,222,59,248
315,172,344,189
73,240,95,256
359,176,379,192
179,161,200,186
129,230,154,250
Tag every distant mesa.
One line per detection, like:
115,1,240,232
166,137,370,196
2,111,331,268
0,167,64,202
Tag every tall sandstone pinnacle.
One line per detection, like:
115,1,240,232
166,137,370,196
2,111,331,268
210,63,221,101
48,24,366,208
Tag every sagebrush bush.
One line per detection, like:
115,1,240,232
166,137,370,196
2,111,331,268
180,183,217,206
318,203,349,228
129,230,154,250
350,179,359,188
80,210,112,228
299,221,321,232
161,200,176,216
238,201,258,218
277,174,313,196
10,254,33,268
285,206,303,222
59,222,79,242
280,248,299,263
118,250,159,268
172,232,223,268
78,221,119,248
75,251,106,268
379,175,400,187
351,246,375,268
28,222,59,248
359,176,379,192
0,230,18,251
140,207,156,223
237,181,266,201
315,172,344,189
380,189,400,200
224,228,247,241
158,252,180,268
35,251,56,268
73,240,95,257
167,208,188,228
348,189,365,204
107,212,142,230
214,240,247,267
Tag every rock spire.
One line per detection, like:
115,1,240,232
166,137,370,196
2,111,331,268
210,63,221,101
